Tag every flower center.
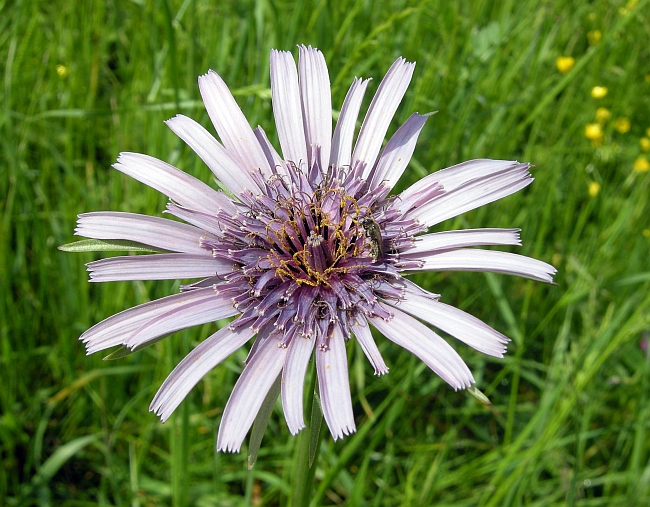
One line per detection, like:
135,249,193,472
260,187,374,287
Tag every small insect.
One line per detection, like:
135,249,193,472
361,217,384,262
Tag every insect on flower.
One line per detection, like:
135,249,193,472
361,216,384,262
68,45,556,453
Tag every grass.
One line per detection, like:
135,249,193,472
1,0,650,505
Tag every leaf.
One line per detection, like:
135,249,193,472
58,239,165,253
247,374,281,470
32,434,101,485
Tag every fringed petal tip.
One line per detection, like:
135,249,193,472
330,424,357,442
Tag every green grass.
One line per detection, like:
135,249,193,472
2,0,650,505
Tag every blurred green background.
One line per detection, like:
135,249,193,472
2,0,650,505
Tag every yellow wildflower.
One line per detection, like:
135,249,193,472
646,128,650,138
596,108,611,124
588,181,600,197
585,123,603,143
591,86,608,99
556,56,575,73
634,156,650,172
614,117,630,134
587,30,602,45
643,229,650,238
640,138,650,152
56,65,68,78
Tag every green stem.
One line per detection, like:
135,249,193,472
290,365,324,507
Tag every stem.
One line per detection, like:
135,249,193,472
290,365,324,507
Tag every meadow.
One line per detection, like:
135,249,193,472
2,0,650,505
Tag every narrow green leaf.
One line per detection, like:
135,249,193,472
58,239,164,253
32,434,101,485
248,374,281,470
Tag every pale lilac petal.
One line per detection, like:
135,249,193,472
317,324,356,440
217,336,287,452
405,163,532,226
401,159,518,198
150,323,257,422
369,112,429,191
329,77,369,169
407,249,557,283
370,306,474,390
113,152,231,215
75,212,210,255
81,287,220,354
165,203,224,237
352,58,416,177
282,334,316,434
270,50,308,166
401,228,521,257
86,254,233,282
298,45,332,172
166,114,260,196
197,70,271,177
388,291,509,357
353,320,389,375
124,289,239,350
253,126,285,176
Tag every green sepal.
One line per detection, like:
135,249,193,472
308,389,323,468
102,346,133,361
467,385,492,406
248,374,281,470
58,239,165,253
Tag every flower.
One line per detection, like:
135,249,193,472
585,123,604,144
588,181,600,197
640,137,650,152
587,30,602,46
614,117,630,134
634,155,650,172
591,86,608,99
555,56,575,73
596,107,611,124
73,46,556,452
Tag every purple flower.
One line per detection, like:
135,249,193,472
75,46,556,452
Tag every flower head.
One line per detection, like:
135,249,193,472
614,117,631,134
74,46,555,452
634,155,650,172
596,107,611,124
555,56,575,74
591,86,608,99
585,123,604,145
640,137,650,152
587,30,602,46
